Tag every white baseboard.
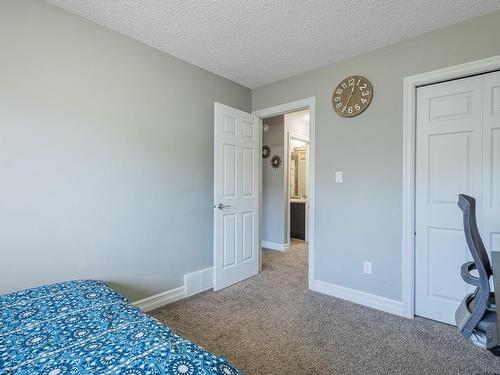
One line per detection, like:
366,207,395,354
132,286,185,312
185,267,213,297
262,241,289,251
311,279,405,317
133,267,214,312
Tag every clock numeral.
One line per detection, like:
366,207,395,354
348,107,353,114
360,98,368,104
336,89,343,95
335,102,342,109
355,104,361,111
334,96,341,102
362,91,370,96
359,84,367,90
348,78,355,86
341,82,347,89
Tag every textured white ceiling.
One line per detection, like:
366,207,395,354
45,0,500,88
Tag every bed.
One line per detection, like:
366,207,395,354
0,280,241,374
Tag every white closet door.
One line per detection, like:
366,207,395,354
415,75,483,324
483,71,500,254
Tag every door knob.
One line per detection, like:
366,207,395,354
215,203,231,210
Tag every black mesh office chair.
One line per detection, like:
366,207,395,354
455,194,499,356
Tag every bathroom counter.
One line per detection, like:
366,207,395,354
290,198,307,204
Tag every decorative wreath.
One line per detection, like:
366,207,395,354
271,154,282,169
262,145,271,159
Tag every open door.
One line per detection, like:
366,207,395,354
213,103,260,291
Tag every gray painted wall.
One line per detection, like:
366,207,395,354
262,116,286,244
253,11,500,301
0,0,251,300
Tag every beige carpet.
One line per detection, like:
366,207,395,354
151,241,500,374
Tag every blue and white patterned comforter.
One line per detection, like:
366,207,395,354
0,280,242,375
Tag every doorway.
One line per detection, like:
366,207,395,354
260,110,310,252
287,120,310,245
212,99,316,291
213,98,315,291
254,98,316,288
261,110,310,252
414,70,500,324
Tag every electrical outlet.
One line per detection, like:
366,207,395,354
363,261,372,275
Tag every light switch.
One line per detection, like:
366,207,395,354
335,171,343,183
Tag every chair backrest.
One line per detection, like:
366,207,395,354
458,194,492,279
457,194,492,337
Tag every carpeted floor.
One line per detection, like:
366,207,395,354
151,241,500,374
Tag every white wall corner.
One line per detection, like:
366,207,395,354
132,286,185,312
261,241,289,251
311,279,405,317
185,267,214,297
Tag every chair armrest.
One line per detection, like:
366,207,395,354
461,261,481,286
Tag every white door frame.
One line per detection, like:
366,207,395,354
401,55,500,318
287,132,310,246
253,97,316,289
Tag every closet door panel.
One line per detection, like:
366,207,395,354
415,75,483,324
483,71,500,253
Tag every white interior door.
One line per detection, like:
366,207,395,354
482,71,500,255
213,103,260,291
415,75,483,324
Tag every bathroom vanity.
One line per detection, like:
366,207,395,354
290,199,306,240
289,141,307,241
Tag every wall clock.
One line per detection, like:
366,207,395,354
332,75,373,117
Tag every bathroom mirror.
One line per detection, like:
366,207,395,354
289,140,307,199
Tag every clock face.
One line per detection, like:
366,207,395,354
332,76,373,117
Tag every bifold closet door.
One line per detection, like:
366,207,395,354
482,71,500,255
415,75,483,324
